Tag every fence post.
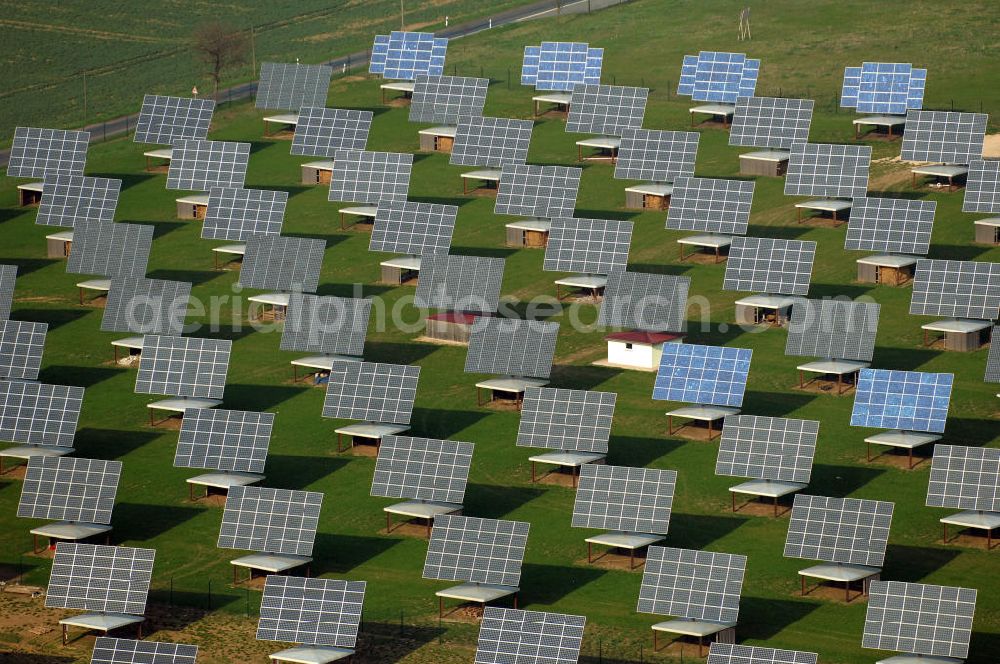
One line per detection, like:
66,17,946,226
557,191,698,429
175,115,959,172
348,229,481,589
169,577,173,606
208,579,212,610
245,587,250,617
507,67,511,89
399,609,404,636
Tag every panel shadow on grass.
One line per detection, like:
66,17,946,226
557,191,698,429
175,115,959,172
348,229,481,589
609,436,684,468
968,632,1000,664
316,282,396,298
874,346,942,371
142,220,185,240
91,172,156,192
945,418,1000,446
409,408,488,439
74,428,162,460
928,244,992,262
519,563,605,604
549,363,621,391
147,587,243,614
809,464,885,497
667,513,749,550
12,308,89,330
809,283,876,300
737,596,820,640
0,257,62,277
146,268,222,287
224,384,302,411
114,502,204,540
884,544,961,582
0,655,77,664
464,483,545,520
353,625,446,664
742,391,816,417
314,533,401,574
628,261,695,276
38,365,124,388
265,454,349,490
363,341,438,365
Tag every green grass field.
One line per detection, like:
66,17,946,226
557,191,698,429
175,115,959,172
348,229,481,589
1,1,999,662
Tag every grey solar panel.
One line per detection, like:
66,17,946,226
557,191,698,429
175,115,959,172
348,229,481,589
517,387,616,453
637,546,746,623
708,643,818,664
863,581,976,659
101,278,192,336
256,62,333,110
0,319,46,380
202,187,288,241
784,494,893,567
0,380,84,447
614,129,699,183
280,293,371,357
543,217,632,275
963,159,1000,213
901,110,988,164
174,408,273,474
784,143,871,199
329,150,413,205
46,543,154,615
92,637,198,664
257,576,366,649
926,444,1000,512
414,254,505,313
844,196,936,255
666,177,754,235
135,335,231,400
321,360,419,425
218,485,323,557
495,164,582,219
291,107,373,157
423,515,530,587
8,127,89,178
597,271,690,333
475,607,586,664
166,139,250,191
450,116,534,168
724,237,816,296
0,264,15,320
572,464,676,535
134,95,215,145
988,326,1000,383
785,299,880,362
909,259,1000,320
729,97,814,150
37,174,121,228
409,75,488,125
716,415,819,484
465,318,559,379
240,235,325,293
66,220,152,278
369,201,457,256
371,435,473,505
18,456,121,524
566,84,649,135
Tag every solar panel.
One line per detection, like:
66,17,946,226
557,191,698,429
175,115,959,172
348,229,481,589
218,485,323,556
135,335,232,400
637,546,746,623
841,63,927,114
465,318,559,379
409,75,488,125
565,84,649,135
369,201,457,256
723,237,816,296
257,576,365,649
572,464,676,535
729,97,814,150
784,143,871,198
18,456,121,524
0,319,46,380
900,111,988,164
863,581,976,659
174,408,274,474
476,607,586,664
678,52,760,103
414,254,505,313
423,515,530,587
202,187,288,241
517,387,616,453
256,62,333,110
784,494,893,566
909,259,1000,320
495,164,582,219
37,174,121,228
716,415,819,484
371,435,473,505
450,116,534,168
522,41,603,91
0,264,15,320
46,543,154,615
91,637,198,664
844,196,936,255
708,643,818,664
543,217,632,275
851,368,953,434
101,278,192,336
66,220,153,278
652,343,752,408
281,293,371,357
963,159,1000,213
0,380,84,447
597,271,690,333
239,235,325,293
329,150,413,205
8,127,89,178
665,177,754,235
926,444,1000,512
166,139,250,191
134,95,215,145
784,299,880,363
370,31,448,80
614,129,699,183
291,106,372,157
322,360,419,425
988,326,1000,383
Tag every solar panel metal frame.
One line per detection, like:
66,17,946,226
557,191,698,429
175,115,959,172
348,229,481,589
522,41,603,92
202,187,288,241
66,220,153,279
729,97,814,150
423,514,530,587
909,259,1000,320
0,319,47,381
135,334,232,400
495,164,582,219
91,637,199,664
0,264,15,321
614,128,699,183
841,63,927,114
637,546,746,623
174,408,274,474
565,84,649,136
280,293,372,357
665,176,754,235
516,387,616,453
707,643,818,664
218,485,323,557
987,326,1000,383
257,575,366,649
46,543,155,615
290,106,373,157
239,235,326,294
464,318,559,379
328,150,413,205
134,95,215,145
370,31,448,80
255,62,333,111
8,127,89,178
784,299,880,362
680,52,760,104
18,456,122,524
369,201,457,256
450,116,534,168
101,277,191,336
926,444,1000,512
963,159,1000,213
414,254,505,313
409,75,489,125
784,143,871,199
900,110,988,164
475,607,586,664
36,174,121,228
0,380,84,448
543,217,633,275
863,581,976,659
783,494,893,567
652,343,752,408
716,415,819,484
572,464,676,535
597,271,690,333
844,196,936,255
371,435,473,505
851,368,954,434
321,360,419,425
166,139,250,191
723,237,817,296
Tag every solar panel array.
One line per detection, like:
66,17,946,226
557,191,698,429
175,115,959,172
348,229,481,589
784,299,880,363
565,84,649,135
66,220,152,278
841,63,927,114
0,380,84,447
291,106,372,157
521,41,603,91
450,116,534,168
543,217,633,275
218,485,323,556
8,127,89,178
665,177,754,235
257,576,365,649
844,197,936,255
409,75,489,125
716,415,819,484
46,543,155,615
174,408,274,474
370,201,457,256
676,52,760,103
329,150,413,205
597,271,690,333
729,97,814,150
280,293,371,357
784,143,872,199
963,159,1000,213
414,254,505,313
0,319,46,380
900,111,988,164
36,174,120,227
723,237,817,296
370,31,448,80
322,360,419,425
465,318,559,379
166,139,250,191
708,644,818,664
988,327,1000,383
202,187,288,241
256,62,333,110
0,264,15,321
475,607,586,664
909,259,1000,320
101,277,191,336
18,456,121,524
572,464,676,535
423,515,530,587
240,235,325,294
134,95,215,145
91,637,198,664
851,368,954,434
135,334,232,400
637,546,746,623
614,128,699,183
371,435,473,505
653,343,752,408
784,494,893,566
926,444,1000,512
863,581,976,659
517,387,616,453
495,164,582,219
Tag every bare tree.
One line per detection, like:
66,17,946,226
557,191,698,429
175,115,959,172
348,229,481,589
193,22,250,100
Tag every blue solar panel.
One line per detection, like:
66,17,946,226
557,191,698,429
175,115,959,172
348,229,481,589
652,344,752,408
369,35,390,75
676,55,699,96
907,68,927,109
739,59,760,98
841,67,863,108
841,63,926,113
851,369,953,434
369,31,447,80
677,52,758,103
521,42,603,92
